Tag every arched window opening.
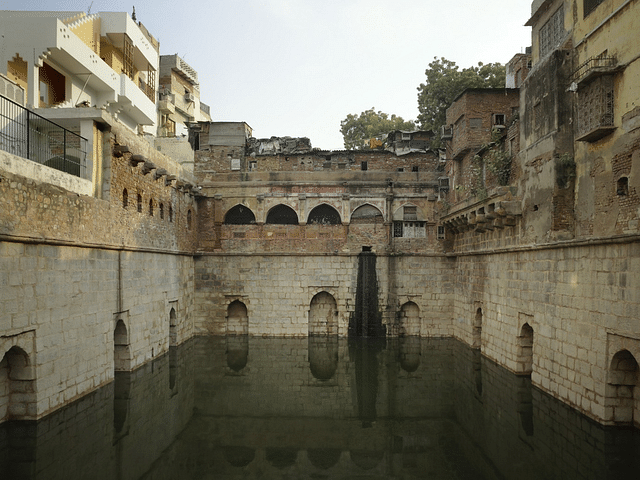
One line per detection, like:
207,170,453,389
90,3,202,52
351,204,383,224
122,188,128,208
517,323,534,375
159,203,164,220
0,346,36,422
307,204,341,225
224,204,256,224
187,209,192,230
149,198,154,216
137,193,142,213
473,308,482,349
606,350,639,425
266,204,298,225
114,320,131,372
169,205,173,222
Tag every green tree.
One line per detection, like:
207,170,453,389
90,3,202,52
416,57,505,139
340,108,416,150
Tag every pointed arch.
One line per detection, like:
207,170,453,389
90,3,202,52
473,307,482,349
266,204,298,225
169,307,177,347
224,204,256,224
307,204,341,225
351,204,383,223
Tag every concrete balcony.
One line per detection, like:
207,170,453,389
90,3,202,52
115,73,156,125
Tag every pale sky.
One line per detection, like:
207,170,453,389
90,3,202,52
0,0,533,150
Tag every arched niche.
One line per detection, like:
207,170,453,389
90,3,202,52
169,307,177,347
472,307,482,349
606,349,639,425
114,319,132,372
398,301,420,336
351,204,383,224
226,300,248,335
0,346,36,422
224,204,256,224
266,204,298,225
309,291,338,336
307,204,341,225
517,323,534,375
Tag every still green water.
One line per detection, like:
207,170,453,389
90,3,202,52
1,336,638,479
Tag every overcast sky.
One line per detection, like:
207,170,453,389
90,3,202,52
1,0,533,149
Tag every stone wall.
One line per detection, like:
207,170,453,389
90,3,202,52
193,253,452,337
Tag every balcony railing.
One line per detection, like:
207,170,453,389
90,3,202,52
570,55,617,85
0,94,87,178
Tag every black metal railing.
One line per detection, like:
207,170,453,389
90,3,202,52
571,55,617,84
0,94,87,178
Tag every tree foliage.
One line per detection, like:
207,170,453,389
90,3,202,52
416,57,505,137
340,108,416,150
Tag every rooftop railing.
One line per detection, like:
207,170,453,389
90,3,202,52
0,94,87,178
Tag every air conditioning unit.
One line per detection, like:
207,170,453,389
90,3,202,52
184,92,194,102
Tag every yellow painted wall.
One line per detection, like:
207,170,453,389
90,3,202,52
7,54,28,92
69,17,101,54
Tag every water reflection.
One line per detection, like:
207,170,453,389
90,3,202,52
0,336,638,479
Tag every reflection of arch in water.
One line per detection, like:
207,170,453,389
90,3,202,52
308,448,341,470
266,204,298,225
114,319,132,371
224,204,256,224
606,349,639,425
472,348,483,396
226,335,249,372
399,336,420,373
223,446,255,467
266,447,298,469
307,204,341,225
398,301,420,336
113,370,131,434
308,336,338,381
350,450,383,470
0,346,36,421
516,323,534,375
227,300,249,335
309,291,338,336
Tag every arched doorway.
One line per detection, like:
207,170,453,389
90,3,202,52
227,300,248,335
517,323,534,375
114,319,132,371
309,292,338,336
0,346,36,421
606,350,639,425
399,301,420,336
473,308,482,349
224,204,256,224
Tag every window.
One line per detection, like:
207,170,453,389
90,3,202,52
397,168,404,172
361,161,368,171
307,204,341,225
576,74,615,142
584,0,605,18
437,226,445,240
160,203,164,220
249,161,257,171
266,204,298,225
617,177,629,196
393,222,403,238
187,209,192,230
137,194,142,213
539,7,564,58
412,166,419,172
149,199,154,216
122,189,128,208
224,205,256,224
492,114,506,126
169,205,173,222
403,206,417,221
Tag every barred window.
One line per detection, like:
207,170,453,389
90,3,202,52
576,74,615,142
539,7,564,58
